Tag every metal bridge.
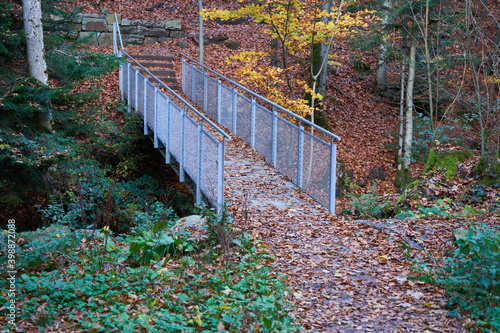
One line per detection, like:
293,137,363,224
112,18,341,214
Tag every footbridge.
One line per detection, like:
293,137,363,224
112,19,341,214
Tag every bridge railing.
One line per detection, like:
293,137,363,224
113,19,230,210
181,54,341,214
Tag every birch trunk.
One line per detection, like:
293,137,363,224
397,65,405,171
23,0,52,131
403,34,416,171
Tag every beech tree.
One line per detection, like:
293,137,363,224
23,0,52,131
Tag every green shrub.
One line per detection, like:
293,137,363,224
414,224,500,331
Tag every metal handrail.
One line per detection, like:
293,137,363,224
181,53,341,142
121,53,232,141
114,13,124,53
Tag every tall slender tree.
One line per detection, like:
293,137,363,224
23,0,52,131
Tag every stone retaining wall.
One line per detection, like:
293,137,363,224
55,13,182,47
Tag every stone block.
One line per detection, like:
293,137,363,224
72,13,83,24
148,28,169,38
82,17,108,31
84,13,106,19
121,18,132,26
130,19,146,26
137,26,149,35
144,37,158,44
78,31,98,46
107,14,121,25
170,30,182,39
67,30,79,39
98,32,114,47
120,26,138,34
150,21,166,28
69,23,81,32
165,20,181,30
126,34,145,46
158,37,173,43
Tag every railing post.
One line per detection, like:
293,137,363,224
154,84,159,148
329,140,337,215
272,105,278,167
179,105,186,183
203,71,208,112
127,63,131,113
144,76,148,135
113,22,117,55
196,122,203,205
297,122,304,188
181,58,186,95
135,69,139,112
217,79,222,123
232,88,238,134
165,93,172,164
191,64,196,101
250,97,256,149
217,138,225,213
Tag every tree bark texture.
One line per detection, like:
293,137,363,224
375,0,392,91
23,0,52,131
403,33,416,171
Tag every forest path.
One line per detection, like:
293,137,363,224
222,136,461,332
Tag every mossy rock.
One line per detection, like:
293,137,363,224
474,158,500,186
424,148,473,179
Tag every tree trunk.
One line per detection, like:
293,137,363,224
306,0,333,131
375,0,392,92
270,38,279,67
403,33,416,171
23,0,52,131
198,0,204,66
397,64,405,171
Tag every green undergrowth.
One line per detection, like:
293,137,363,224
0,207,300,332
412,224,500,332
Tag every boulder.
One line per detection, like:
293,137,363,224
171,215,206,232
424,148,473,179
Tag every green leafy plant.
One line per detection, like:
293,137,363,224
413,224,500,331
347,186,380,218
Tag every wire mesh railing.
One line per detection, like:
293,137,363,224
181,54,341,214
113,20,230,210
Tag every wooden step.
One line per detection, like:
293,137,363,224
139,62,174,69
129,54,174,61
150,76,178,84
139,69,176,77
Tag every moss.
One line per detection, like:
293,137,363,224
407,180,422,189
424,149,473,179
474,157,500,186
394,168,411,190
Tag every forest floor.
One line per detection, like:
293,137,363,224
58,0,499,331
